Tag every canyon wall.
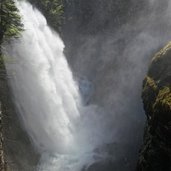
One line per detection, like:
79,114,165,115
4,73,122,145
137,42,171,171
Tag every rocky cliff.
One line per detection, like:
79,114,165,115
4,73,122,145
137,42,171,171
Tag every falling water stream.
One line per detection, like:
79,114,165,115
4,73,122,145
5,0,171,170
3,1,114,170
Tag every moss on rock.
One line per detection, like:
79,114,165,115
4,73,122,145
153,86,171,120
137,42,171,171
142,76,158,119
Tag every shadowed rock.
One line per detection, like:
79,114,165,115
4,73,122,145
137,42,171,171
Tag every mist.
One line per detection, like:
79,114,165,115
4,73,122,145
61,0,171,169
3,1,128,171
3,0,171,171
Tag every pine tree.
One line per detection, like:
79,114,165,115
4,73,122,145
0,0,23,43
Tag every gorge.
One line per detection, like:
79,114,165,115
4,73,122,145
1,0,171,171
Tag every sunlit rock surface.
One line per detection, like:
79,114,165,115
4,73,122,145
137,42,171,171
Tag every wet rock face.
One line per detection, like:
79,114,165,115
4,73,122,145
137,42,171,171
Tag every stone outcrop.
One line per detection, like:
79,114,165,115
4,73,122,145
137,42,171,171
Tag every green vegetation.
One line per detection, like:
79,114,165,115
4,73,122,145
142,76,171,121
0,0,23,43
0,0,23,72
28,0,64,31
143,76,157,92
153,87,171,123
152,42,171,62
155,87,171,106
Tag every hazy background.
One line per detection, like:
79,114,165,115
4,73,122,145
60,0,171,170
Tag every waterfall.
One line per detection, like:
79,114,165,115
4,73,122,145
3,1,113,170
4,1,81,154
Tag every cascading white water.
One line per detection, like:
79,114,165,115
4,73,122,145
3,1,113,170
5,1,81,154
